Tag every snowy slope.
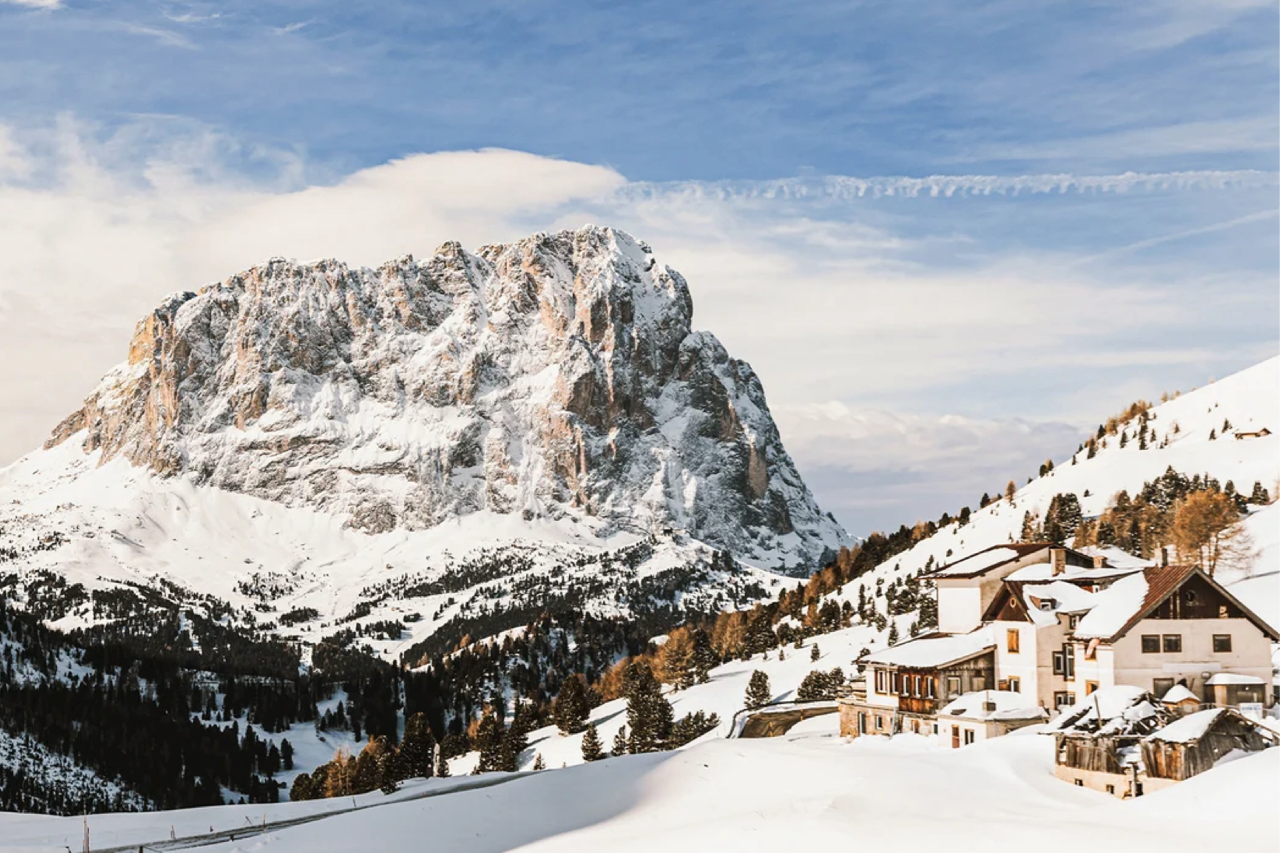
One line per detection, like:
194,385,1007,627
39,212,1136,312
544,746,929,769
0,441,791,662
821,357,1280,622
445,622,879,775
2,729,1274,853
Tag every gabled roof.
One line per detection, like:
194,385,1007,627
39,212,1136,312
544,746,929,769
863,629,995,669
983,579,1098,626
938,690,1047,722
1072,564,1280,643
927,542,1062,579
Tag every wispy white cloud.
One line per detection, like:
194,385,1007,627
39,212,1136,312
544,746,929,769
0,0,61,8
116,22,198,49
621,169,1277,202
0,123,1272,533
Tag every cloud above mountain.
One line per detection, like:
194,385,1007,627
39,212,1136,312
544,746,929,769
0,122,1274,534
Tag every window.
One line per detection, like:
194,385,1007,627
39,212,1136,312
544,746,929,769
1052,651,1065,675
1008,676,1021,693
972,674,987,692
1105,785,1115,795
875,715,884,731
946,676,961,698
1213,634,1232,653
1153,677,1175,697
891,672,900,694
1007,629,1021,653
1085,681,1099,695
1162,634,1182,653
926,678,936,699
875,669,886,693
858,713,867,734
963,730,976,746
1141,635,1160,654
1053,692,1076,708
932,723,938,735
913,675,922,697
1185,589,1198,606
1074,779,1084,787
1068,615,1080,629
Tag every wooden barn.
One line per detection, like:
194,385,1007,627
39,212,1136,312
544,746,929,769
1140,708,1278,784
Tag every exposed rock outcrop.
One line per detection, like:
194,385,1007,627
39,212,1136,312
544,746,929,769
47,226,844,564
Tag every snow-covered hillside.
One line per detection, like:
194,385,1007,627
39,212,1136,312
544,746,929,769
0,439,790,663
819,357,1280,629
2,728,1274,853
446,622,877,775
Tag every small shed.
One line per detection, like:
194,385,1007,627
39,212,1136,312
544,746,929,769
937,690,1046,748
1141,708,1278,783
1205,672,1267,708
1160,684,1201,716
1234,428,1271,439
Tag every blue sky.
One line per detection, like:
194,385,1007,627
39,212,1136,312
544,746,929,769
0,0,1276,533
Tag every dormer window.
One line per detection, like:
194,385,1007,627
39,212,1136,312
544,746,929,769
1038,598,1055,611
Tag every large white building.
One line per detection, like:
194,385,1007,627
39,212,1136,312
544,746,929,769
838,544,1278,744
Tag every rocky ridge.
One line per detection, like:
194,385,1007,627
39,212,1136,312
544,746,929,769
45,226,844,565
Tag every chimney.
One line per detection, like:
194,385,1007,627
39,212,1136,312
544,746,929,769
1092,554,1107,569
1160,547,1168,567
1050,547,1066,576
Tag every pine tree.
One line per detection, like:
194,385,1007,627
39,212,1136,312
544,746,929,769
399,712,436,779
810,643,820,662
744,670,772,710
499,703,534,772
434,749,451,778
1250,481,1270,505
612,725,628,757
690,628,717,684
553,675,590,735
580,724,606,762
379,748,403,795
887,622,899,645
624,662,673,754
474,711,505,773
1005,480,1017,502
532,753,546,771
281,738,294,771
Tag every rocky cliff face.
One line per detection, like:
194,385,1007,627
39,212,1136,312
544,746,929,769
47,226,844,564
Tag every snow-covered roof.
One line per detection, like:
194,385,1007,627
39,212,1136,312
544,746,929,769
1045,686,1167,736
1075,545,1155,571
931,546,1021,578
938,690,1047,722
1205,673,1265,686
1017,581,1097,627
1005,562,1138,583
1070,572,1149,640
1161,684,1200,704
1145,708,1226,744
1070,564,1280,643
863,629,994,669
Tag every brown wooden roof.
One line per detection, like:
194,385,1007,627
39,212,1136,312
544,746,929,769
1095,564,1280,643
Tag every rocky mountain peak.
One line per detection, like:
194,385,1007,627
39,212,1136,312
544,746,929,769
45,225,844,564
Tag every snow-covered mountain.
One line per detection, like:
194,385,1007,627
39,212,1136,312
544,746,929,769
0,226,845,655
